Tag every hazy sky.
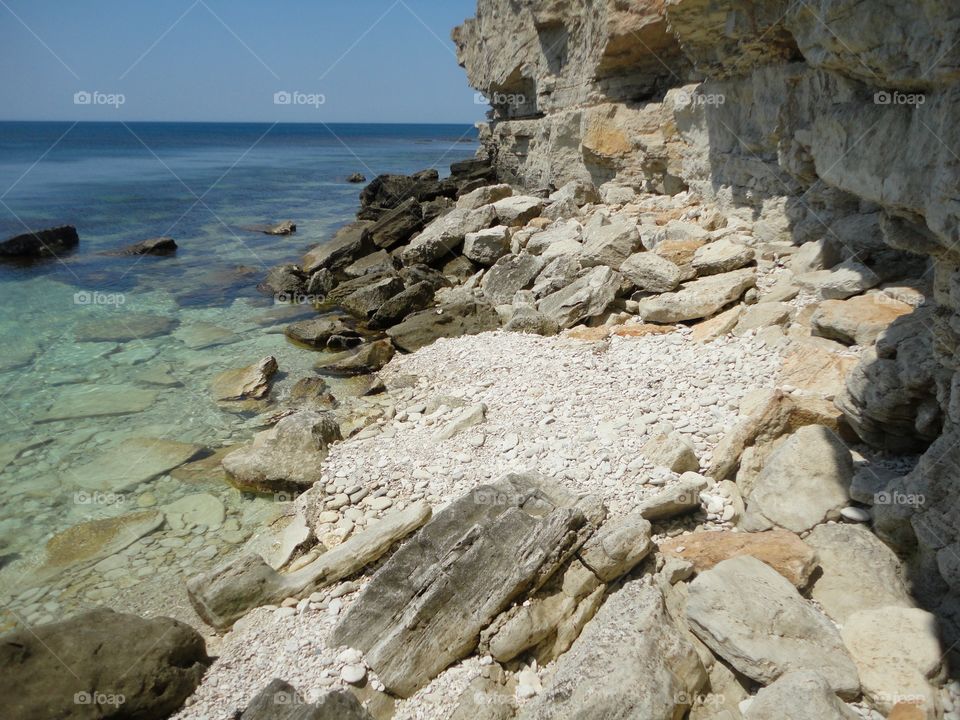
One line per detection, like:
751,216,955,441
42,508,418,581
0,0,485,123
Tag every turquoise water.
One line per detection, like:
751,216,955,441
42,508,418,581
0,122,478,628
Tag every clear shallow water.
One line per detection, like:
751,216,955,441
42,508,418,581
0,121,478,629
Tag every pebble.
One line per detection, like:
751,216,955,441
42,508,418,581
840,506,871,523
340,664,367,685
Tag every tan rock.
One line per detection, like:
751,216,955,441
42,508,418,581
691,305,744,342
811,294,914,346
659,529,818,588
780,340,859,397
611,323,675,338
211,356,278,402
655,238,707,266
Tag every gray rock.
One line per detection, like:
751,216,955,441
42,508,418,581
619,252,683,292
315,339,395,377
643,431,700,473
285,318,362,349
387,298,501,352
637,471,709,520
0,608,209,720
401,206,497,265
368,281,436,329
456,183,513,210
692,238,755,276
492,195,545,226
0,225,79,259
549,179,600,207
743,671,860,720
578,513,652,581
340,276,405,318
482,254,546,304
240,679,373,720
686,556,860,698
302,222,374,273
106,236,177,256
789,238,844,275
331,474,598,697
526,220,583,257
531,255,583,298
464,225,512,265
343,250,397,279
796,259,881,300
505,304,560,336
366,197,423,250
580,216,642,269
538,266,623,329
637,269,757,323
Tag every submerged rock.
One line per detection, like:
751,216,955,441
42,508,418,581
211,356,278,403
0,225,78,259
104,236,178,256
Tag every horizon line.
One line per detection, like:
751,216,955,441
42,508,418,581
0,119,485,126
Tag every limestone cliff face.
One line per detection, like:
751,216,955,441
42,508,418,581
456,0,960,637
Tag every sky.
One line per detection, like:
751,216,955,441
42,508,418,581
0,0,486,123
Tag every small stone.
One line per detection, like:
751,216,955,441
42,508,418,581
340,664,367,685
840,506,870,523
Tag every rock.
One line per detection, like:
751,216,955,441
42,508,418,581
811,294,915,346
619,251,683,292
303,222,374,273
211,356,278,402
259,264,307,297
366,197,424,250
165,493,226,530
187,501,431,630
841,607,943,718
733,302,792,335
432,402,487,441
549,179,600,207
387,298,501,352
457,183,513,209
0,225,78,259
761,275,801,303
464,225,512,265
482,253,545,304
331,474,597,697
691,304,743,342
106,236,178,256
805,523,913,623
578,513,652,581
346,172,366,183
580,216,642,269
517,578,706,720
222,410,342,494
340,665,367,685
747,425,852,532
285,317,362,350
262,220,296,235
526,220,583,258
70,438,202,492
638,268,757,323
687,556,860,698
643,431,699,473
797,259,881,300
343,250,397,279
504,304,560,336
659,529,818,588
401,206,496,265
692,238,755,276
368,281,436,329
492,196,545,226
538,266,622,329
839,506,870,522
36,386,159,422
779,339,859,396
790,238,844,275
743,671,860,720
316,340,395,376
240,679,373,720
450,674,517,720
0,608,209,720
637,472,709,521
74,313,176,342
360,171,453,216
340,276,405,318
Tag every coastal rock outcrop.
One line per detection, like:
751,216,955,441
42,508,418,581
0,225,79,259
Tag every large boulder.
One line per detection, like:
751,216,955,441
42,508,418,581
105,236,177,256
284,317,363,350
387,298,500,352
811,294,915,346
331,474,599,697
302,222,374,274
686,556,860,698
342,250,397,279
796,259,881,300
366,197,423,249
222,410,342,494
518,578,706,720
239,679,373,720
456,183,513,210
691,237,755,276
619,252,683,292
315,339,395,376
463,225,512,265
482,253,545,304
637,268,757,323
0,608,209,720
743,671,860,720
580,216,642,269
492,195,545,226
339,276,405,318
0,225,78,259
538,266,623,329
368,281,436,329
401,206,496,265
211,356,278,402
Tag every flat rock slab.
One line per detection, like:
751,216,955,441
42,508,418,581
811,294,914,346
331,474,597,697
211,356,278,402
686,555,860,698
638,268,756,323
74,313,176,342
69,437,203,492
659,529,818,588
518,578,706,720
35,385,158,423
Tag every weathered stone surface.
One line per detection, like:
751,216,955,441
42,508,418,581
211,356,278,402
526,221,583,258
659,529,818,588
464,225,512,266
401,206,496,265
285,318,362,350
368,281,435,329
222,410,341,494
0,608,209,720
619,251,682,292
339,276,405,318
106,236,178,256
538,266,622,329
746,425,852,532
302,222,374,273
331,474,597,697
733,302,792,335
687,556,860,698
492,196,545,226
0,225,78,258
74,313,176,342
188,502,431,630
638,268,756,323
743,671,860,720
790,238,844,275
580,216,642,269
811,294,915,346
642,431,699,472
70,438,202,492
456,183,513,210
841,607,944,718
315,339,395,377
578,513,652,581
343,250,397,279
259,264,307,297
797,260,881,300
779,340,858,397
805,523,913,624
432,402,487,441
366,197,423,250
239,679,373,720
637,472,708,521
387,298,500,352
504,303,560,336
518,578,706,720
692,238,755,276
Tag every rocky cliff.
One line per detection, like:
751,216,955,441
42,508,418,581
456,0,960,649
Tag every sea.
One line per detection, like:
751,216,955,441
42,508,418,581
0,121,479,629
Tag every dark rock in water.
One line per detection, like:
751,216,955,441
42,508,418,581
369,281,436,329
305,268,336,298
240,679,373,720
326,271,397,304
0,607,209,720
366,197,423,250
340,276,405,319
316,339,395,376
74,313,177,342
285,317,363,350
358,172,456,216
343,250,398,279
387,298,501,352
0,225,78,259
346,173,367,184
331,473,596,697
289,376,337,408
263,220,297,236
259,264,308,297
302,222,374,274
105,236,178,256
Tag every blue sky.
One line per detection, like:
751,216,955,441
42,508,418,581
0,0,485,123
